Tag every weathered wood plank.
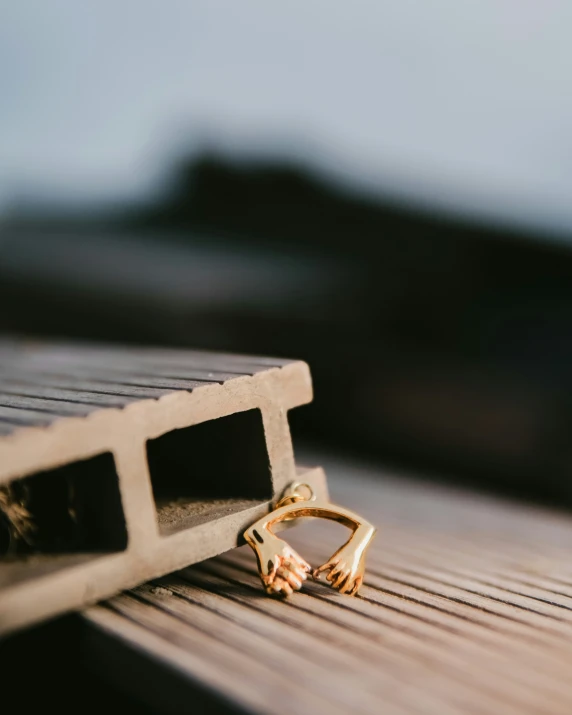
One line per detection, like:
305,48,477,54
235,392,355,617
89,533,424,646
0,383,137,407
0,339,291,373
5,371,210,393
0,340,320,635
0,405,60,426
1,363,247,384
0,394,117,415
0,375,175,399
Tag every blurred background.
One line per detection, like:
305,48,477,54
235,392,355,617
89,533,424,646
3,0,572,507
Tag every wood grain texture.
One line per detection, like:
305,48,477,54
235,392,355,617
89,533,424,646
0,339,327,635
0,338,295,431
85,454,572,715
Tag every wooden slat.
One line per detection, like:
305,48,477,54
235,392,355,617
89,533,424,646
1,368,209,392
0,375,175,399
1,363,245,384
84,454,572,715
0,339,297,436
0,339,290,373
0,383,138,408
7,370,209,392
0,394,123,415
0,404,61,427
0,339,318,635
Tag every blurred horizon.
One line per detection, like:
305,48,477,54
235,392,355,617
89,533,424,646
3,1,572,508
3,1,572,240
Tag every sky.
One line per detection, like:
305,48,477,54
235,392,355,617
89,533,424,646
2,1,572,235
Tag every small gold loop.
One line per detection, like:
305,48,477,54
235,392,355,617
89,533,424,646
288,482,315,501
275,493,304,509
275,482,315,509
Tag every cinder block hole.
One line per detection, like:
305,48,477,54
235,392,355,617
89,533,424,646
146,409,272,535
0,452,127,559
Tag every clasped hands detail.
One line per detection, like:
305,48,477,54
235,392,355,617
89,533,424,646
244,498,376,598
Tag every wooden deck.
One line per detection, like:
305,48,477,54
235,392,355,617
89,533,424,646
83,454,572,714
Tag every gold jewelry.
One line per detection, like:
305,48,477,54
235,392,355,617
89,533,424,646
243,483,376,597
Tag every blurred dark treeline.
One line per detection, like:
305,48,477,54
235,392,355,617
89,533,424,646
2,153,572,506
